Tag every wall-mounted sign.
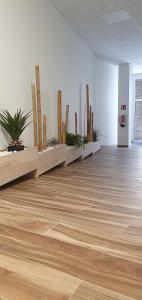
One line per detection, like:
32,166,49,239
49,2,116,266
119,114,127,128
121,105,126,111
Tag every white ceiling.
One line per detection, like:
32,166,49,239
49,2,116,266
50,0,142,64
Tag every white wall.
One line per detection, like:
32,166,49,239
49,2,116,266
129,66,133,144
0,0,96,147
132,64,142,74
95,59,118,146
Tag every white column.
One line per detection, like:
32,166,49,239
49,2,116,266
118,63,132,147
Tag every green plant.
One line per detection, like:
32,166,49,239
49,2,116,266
66,133,84,148
0,109,31,146
83,136,88,144
92,130,98,142
47,138,58,146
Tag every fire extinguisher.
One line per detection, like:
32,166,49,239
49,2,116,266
119,114,127,128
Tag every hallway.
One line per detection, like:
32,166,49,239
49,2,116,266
0,147,142,299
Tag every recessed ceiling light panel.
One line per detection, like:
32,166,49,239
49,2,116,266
102,10,132,25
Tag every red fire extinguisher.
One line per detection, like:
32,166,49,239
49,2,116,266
119,114,127,128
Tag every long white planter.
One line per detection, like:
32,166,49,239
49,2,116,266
65,146,82,166
92,140,101,154
82,142,93,160
37,144,66,176
0,148,38,187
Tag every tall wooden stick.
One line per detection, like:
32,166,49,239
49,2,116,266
90,105,92,141
58,90,62,144
61,121,66,144
75,112,78,135
31,83,38,147
43,114,47,150
86,84,90,141
92,112,94,141
35,65,42,152
65,105,69,139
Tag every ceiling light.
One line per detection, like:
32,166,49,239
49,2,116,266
102,10,132,25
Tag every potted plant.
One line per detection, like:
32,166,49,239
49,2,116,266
92,129,101,154
0,109,31,152
65,133,84,166
82,136,88,145
92,130,98,142
66,133,84,147
82,135,93,160
47,138,59,146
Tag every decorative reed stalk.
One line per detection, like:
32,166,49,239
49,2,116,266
31,83,38,147
75,112,78,135
86,84,90,141
61,121,66,144
43,114,47,150
58,90,62,144
35,65,42,152
65,105,69,140
91,111,94,141
89,105,92,141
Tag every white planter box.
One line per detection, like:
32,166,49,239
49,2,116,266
82,142,93,160
0,148,38,187
92,140,101,154
37,144,66,176
65,146,82,166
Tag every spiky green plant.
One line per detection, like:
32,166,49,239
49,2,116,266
83,136,88,144
47,138,58,146
92,130,98,142
0,109,31,146
66,133,84,148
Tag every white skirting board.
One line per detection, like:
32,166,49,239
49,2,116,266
82,142,93,160
36,144,66,176
92,141,101,154
65,146,82,166
0,148,38,187
82,141,101,160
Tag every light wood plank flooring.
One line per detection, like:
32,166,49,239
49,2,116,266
0,147,142,299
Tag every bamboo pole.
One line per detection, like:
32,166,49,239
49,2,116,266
92,112,94,141
75,112,78,135
61,121,66,144
58,90,62,144
35,65,42,152
89,105,92,141
31,83,38,147
86,84,90,141
65,105,69,139
43,114,47,150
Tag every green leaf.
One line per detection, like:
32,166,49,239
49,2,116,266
66,133,84,148
0,108,32,144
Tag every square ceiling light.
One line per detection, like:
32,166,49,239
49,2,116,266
102,10,132,25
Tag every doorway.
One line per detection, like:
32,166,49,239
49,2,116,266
134,77,142,144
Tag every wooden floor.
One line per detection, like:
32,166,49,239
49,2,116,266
0,147,142,300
